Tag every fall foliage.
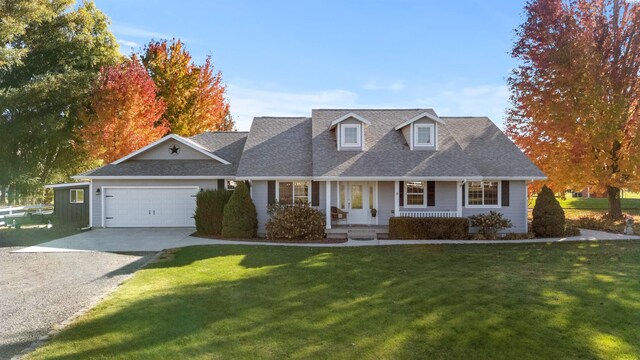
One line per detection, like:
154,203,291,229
506,0,640,218
78,57,168,164
142,39,233,136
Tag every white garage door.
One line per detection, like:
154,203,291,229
104,187,198,227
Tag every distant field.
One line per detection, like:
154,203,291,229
530,192,640,211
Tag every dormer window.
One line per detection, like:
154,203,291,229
341,124,361,147
414,124,434,146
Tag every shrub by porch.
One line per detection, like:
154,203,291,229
388,217,469,240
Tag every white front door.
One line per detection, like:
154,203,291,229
347,182,368,224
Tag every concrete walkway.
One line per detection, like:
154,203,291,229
11,228,640,253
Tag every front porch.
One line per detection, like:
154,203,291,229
322,180,463,236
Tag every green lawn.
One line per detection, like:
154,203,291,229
29,243,640,359
530,196,640,210
0,224,79,247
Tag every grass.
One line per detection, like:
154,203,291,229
29,243,640,359
530,196,640,211
0,224,80,247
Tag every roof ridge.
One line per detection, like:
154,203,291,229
313,108,433,111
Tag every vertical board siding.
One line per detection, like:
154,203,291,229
54,186,90,225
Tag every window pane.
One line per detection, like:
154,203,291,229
343,127,358,145
351,185,363,209
369,185,374,210
70,190,76,203
406,181,424,205
468,182,483,205
76,190,84,203
339,183,345,209
417,127,431,144
293,181,308,203
279,182,293,204
483,181,498,205
226,180,237,190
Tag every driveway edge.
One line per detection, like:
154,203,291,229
12,251,163,360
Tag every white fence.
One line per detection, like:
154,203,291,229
0,206,25,226
398,210,459,218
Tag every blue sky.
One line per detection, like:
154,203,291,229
94,0,527,131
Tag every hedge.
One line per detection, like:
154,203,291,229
388,217,469,240
531,185,566,237
194,189,233,236
265,202,325,241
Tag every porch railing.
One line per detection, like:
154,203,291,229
398,210,458,218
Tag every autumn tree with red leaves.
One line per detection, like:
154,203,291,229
507,0,640,219
142,39,233,136
78,56,168,164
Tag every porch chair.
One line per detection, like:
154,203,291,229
331,206,348,224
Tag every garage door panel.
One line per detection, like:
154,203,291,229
104,187,198,227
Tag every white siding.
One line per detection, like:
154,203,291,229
132,139,212,160
251,180,269,235
378,181,395,225
91,179,218,228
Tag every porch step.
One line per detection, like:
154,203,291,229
347,229,377,241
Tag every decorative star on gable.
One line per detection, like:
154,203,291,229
169,144,180,155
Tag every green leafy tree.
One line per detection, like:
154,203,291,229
0,0,120,203
222,181,257,238
141,39,233,136
532,185,566,237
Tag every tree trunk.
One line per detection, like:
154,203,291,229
607,186,623,219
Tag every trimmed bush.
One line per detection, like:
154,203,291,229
388,217,469,240
194,189,233,236
532,185,566,237
265,202,325,241
222,181,257,238
468,211,513,240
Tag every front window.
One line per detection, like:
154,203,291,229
70,189,84,204
467,181,499,206
341,124,361,147
405,182,425,206
414,124,434,146
278,181,309,204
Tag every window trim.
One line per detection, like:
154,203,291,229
70,189,85,204
403,181,426,208
465,180,501,208
275,180,312,204
414,123,435,147
340,124,361,147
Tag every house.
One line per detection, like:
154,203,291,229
71,109,545,237
44,183,90,226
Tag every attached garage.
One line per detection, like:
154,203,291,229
103,187,198,227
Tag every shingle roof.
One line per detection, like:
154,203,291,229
80,132,247,177
82,160,234,177
236,117,312,177
444,117,546,178
311,109,482,178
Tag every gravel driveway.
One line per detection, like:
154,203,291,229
0,247,154,359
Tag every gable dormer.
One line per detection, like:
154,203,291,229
328,112,371,151
395,111,444,150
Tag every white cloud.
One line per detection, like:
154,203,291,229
416,84,510,128
117,39,140,48
363,80,405,92
227,85,359,131
110,24,173,40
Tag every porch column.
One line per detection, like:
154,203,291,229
325,181,331,229
456,181,462,217
394,181,400,217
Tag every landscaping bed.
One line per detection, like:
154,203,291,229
191,232,347,244
28,242,640,359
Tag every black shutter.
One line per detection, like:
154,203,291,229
268,181,276,205
217,179,225,190
311,181,320,206
501,181,510,207
399,181,404,206
427,181,435,206
462,183,465,207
